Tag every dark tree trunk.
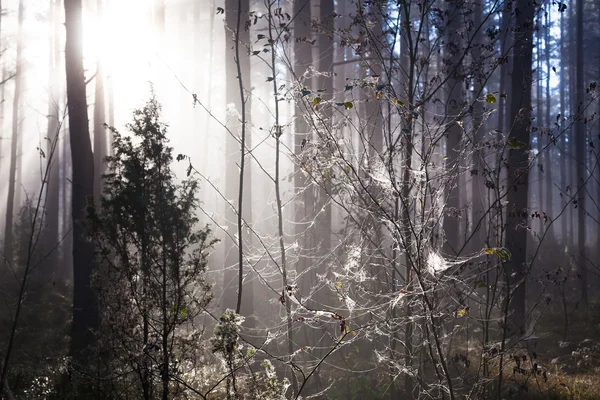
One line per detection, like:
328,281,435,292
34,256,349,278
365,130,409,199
64,0,98,358
505,0,536,334
559,8,567,246
575,0,587,313
544,9,553,233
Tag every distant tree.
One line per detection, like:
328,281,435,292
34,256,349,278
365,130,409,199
93,0,107,200
43,0,63,282
574,0,588,313
3,0,24,266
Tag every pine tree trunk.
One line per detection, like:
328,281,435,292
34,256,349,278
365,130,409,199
3,0,24,267
575,0,587,313
43,0,62,281
505,0,535,334
64,0,98,359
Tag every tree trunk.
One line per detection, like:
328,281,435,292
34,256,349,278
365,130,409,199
544,8,553,235
221,0,251,317
559,8,567,247
575,0,587,313
293,0,313,308
470,0,486,250
442,1,464,256
64,0,98,359
93,0,106,199
3,0,24,267
505,0,536,335
43,0,63,281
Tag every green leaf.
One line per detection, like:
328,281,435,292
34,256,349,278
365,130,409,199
313,97,322,106
485,94,497,104
508,139,527,149
477,282,487,288
343,101,353,110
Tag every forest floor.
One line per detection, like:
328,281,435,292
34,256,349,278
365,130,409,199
506,303,600,399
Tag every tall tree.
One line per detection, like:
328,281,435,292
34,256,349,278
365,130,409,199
504,0,536,334
221,0,251,317
93,0,107,199
574,0,587,312
43,0,63,280
293,0,313,304
470,0,486,250
442,0,464,255
3,0,24,266
64,0,98,359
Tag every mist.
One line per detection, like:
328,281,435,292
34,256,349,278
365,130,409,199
0,0,599,399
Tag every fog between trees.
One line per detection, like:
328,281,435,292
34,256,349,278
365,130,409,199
0,0,599,398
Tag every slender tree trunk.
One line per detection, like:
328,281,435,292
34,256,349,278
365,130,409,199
93,0,106,199
64,0,98,360
43,0,63,281
3,0,24,267
544,9,553,234
575,0,587,313
559,9,567,247
268,3,299,393
221,0,250,316
536,25,544,234
470,0,486,250
293,0,312,306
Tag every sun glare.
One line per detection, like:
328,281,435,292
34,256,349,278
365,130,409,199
83,0,157,100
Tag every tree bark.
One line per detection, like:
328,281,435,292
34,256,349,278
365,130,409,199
505,0,536,334
64,0,98,359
